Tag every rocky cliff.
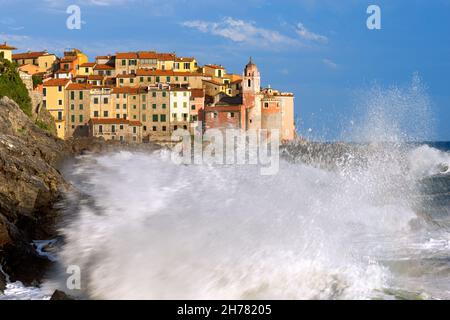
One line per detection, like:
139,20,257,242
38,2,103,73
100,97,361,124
0,96,71,288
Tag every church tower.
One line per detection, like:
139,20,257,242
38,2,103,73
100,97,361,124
242,57,261,131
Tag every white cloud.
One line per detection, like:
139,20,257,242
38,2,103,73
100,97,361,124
182,17,299,48
295,22,328,43
322,58,338,69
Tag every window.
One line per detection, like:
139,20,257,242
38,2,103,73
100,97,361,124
116,114,120,119
183,113,188,121
71,115,75,123
174,125,178,130
148,77,151,82
156,76,160,82
99,125,103,133
162,126,166,131
43,88,46,96
133,127,137,134
152,92,156,97
183,102,187,108
70,91,75,100
79,91,83,99
184,62,190,70
166,76,170,82
142,104,146,110
104,97,109,104
173,92,177,97
70,104,75,110
160,114,166,122
116,94,120,99
58,86,62,92
130,78,134,84
133,115,137,120
112,125,116,133
133,105,136,109
229,112,235,118
218,69,222,77
183,125,187,130
94,111,99,117
191,105,195,110
152,126,157,131
142,95,146,101
123,114,127,119
173,102,177,108
152,115,158,122
123,94,127,99
116,104,120,109
248,79,251,87
175,77,179,81
123,104,127,109
121,60,126,66
94,98,99,104
58,100,62,106
183,92,187,97
103,111,108,117
79,115,83,123
79,104,83,110
120,136,124,141
152,104,157,109
143,126,147,131
162,91,166,97
140,77,144,82
120,125,124,130
85,68,89,73
172,113,177,119
264,102,269,108
174,62,180,69
162,103,166,109
120,79,124,84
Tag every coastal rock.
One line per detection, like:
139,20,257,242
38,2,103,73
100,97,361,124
0,270,5,293
0,96,70,285
50,290,74,300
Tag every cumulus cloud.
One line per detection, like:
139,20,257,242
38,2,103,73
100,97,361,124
295,22,328,43
182,17,299,48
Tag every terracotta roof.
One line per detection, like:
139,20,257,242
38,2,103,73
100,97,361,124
94,64,114,70
55,69,71,74
80,62,96,68
116,52,138,59
67,83,92,90
43,78,70,87
138,51,159,59
175,57,195,62
157,53,176,61
116,73,136,78
60,56,77,62
96,55,112,59
12,51,47,60
111,87,141,94
205,64,224,69
136,69,202,77
0,43,16,50
190,89,205,98
202,79,224,86
90,118,142,126
87,75,104,81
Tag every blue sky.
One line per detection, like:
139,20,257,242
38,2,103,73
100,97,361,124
1,0,449,141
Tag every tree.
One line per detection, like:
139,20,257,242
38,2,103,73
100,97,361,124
0,56,32,116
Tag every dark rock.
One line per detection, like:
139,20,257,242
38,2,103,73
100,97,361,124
50,290,74,300
0,270,6,293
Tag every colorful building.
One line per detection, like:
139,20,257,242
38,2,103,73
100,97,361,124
12,50,57,73
0,43,16,62
89,118,142,143
43,78,71,139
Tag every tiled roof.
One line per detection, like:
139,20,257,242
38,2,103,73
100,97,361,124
0,43,16,50
12,51,47,60
175,57,195,62
55,69,71,74
135,69,202,77
94,64,114,70
116,52,138,59
87,75,104,81
116,73,136,78
157,53,176,61
60,56,77,62
90,118,142,126
205,64,224,69
80,62,96,67
111,87,141,94
138,51,159,59
43,78,70,87
67,83,92,90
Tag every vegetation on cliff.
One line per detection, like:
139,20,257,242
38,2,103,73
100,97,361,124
0,57,32,116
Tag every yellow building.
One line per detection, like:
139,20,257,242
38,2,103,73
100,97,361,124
12,50,57,73
156,53,176,71
203,64,226,78
79,62,96,76
0,43,16,62
43,78,71,139
173,57,197,72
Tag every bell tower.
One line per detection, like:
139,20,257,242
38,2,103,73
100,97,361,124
242,57,261,131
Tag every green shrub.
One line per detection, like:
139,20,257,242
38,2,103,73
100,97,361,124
0,57,32,116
